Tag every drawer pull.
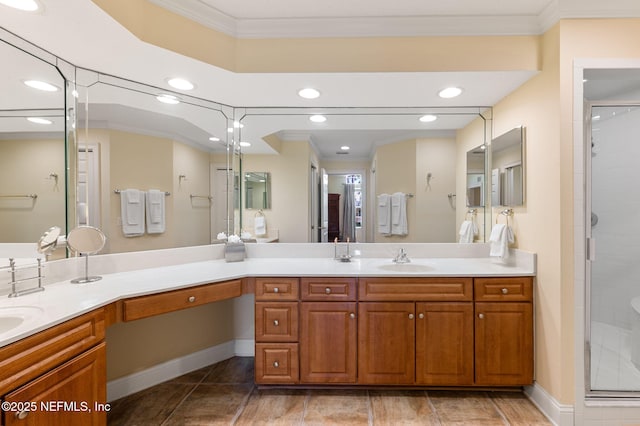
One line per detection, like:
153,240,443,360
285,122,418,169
325,287,331,294
501,288,509,294
273,287,279,293
418,313,425,319
273,361,280,368
273,320,279,326
478,313,485,319
188,296,196,303
16,410,29,420
350,313,355,319
408,313,414,320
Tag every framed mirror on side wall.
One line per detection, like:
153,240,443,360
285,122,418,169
491,126,525,207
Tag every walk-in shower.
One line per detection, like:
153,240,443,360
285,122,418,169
587,102,640,395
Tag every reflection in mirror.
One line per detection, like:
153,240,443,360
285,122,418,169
0,36,66,246
236,107,490,243
466,145,486,207
37,226,61,259
73,72,232,253
491,126,525,207
244,172,270,210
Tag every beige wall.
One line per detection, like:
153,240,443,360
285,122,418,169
0,138,66,243
241,141,313,242
106,300,235,380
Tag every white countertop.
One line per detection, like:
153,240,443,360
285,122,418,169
0,247,535,348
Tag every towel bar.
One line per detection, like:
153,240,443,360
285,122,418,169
114,189,170,196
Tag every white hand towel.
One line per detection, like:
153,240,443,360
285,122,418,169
146,190,165,234
377,194,391,235
458,220,475,243
120,189,145,237
254,216,266,236
391,192,408,236
489,224,514,259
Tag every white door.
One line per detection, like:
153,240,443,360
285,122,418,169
77,145,100,227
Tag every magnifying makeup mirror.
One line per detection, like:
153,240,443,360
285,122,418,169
67,226,106,284
37,226,61,260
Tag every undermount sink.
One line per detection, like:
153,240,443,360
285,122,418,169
377,263,433,273
0,306,44,335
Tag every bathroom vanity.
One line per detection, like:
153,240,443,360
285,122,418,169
254,275,533,387
0,244,535,425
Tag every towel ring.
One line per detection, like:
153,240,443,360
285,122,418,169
255,209,264,217
466,209,477,220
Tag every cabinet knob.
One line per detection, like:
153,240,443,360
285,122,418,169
501,288,509,294
16,411,29,420
273,320,279,326
273,287,279,293
418,313,425,319
273,361,279,368
478,313,485,319
188,296,196,303
325,287,331,294
408,313,414,320
350,313,355,319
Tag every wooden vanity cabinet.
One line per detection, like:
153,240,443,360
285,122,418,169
254,278,300,384
474,277,534,386
299,278,357,384
0,309,107,426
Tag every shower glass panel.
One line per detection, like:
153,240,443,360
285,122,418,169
589,104,640,393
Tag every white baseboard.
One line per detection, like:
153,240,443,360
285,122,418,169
525,382,575,426
107,340,237,402
234,338,255,356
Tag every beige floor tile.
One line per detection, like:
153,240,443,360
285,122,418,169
235,388,307,425
107,383,194,426
164,383,253,425
428,390,506,425
490,391,552,425
370,390,439,425
303,389,370,426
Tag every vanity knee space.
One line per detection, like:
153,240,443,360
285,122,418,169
254,275,534,388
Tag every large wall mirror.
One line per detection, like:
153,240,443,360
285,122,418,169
0,31,68,250
72,70,233,253
466,145,486,207
234,107,490,243
491,126,525,207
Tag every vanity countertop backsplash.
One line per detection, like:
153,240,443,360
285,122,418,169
0,243,535,348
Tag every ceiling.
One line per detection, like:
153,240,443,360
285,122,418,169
1,0,640,159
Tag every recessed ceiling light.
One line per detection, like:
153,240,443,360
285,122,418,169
72,89,79,98
592,115,600,121
209,136,220,142
309,115,327,123
167,77,194,91
233,121,244,129
298,88,321,99
239,141,251,147
23,80,59,92
438,87,463,99
27,117,52,125
156,94,180,105
419,114,438,123
0,0,39,11
341,146,350,150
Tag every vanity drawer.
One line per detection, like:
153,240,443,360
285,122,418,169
255,302,299,342
358,277,473,301
0,308,105,396
255,343,299,384
474,277,533,302
255,277,299,301
122,279,242,321
301,277,357,301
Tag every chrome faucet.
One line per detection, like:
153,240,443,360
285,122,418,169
393,248,411,263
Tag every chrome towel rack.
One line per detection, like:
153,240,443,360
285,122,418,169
0,194,37,199
190,194,212,201
114,189,170,196
496,208,514,224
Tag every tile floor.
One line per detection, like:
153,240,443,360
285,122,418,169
590,321,640,391
108,357,552,425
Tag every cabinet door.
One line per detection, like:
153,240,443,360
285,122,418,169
4,343,106,426
415,302,474,385
300,302,357,383
358,302,415,385
255,302,299,342
475,302,533,385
